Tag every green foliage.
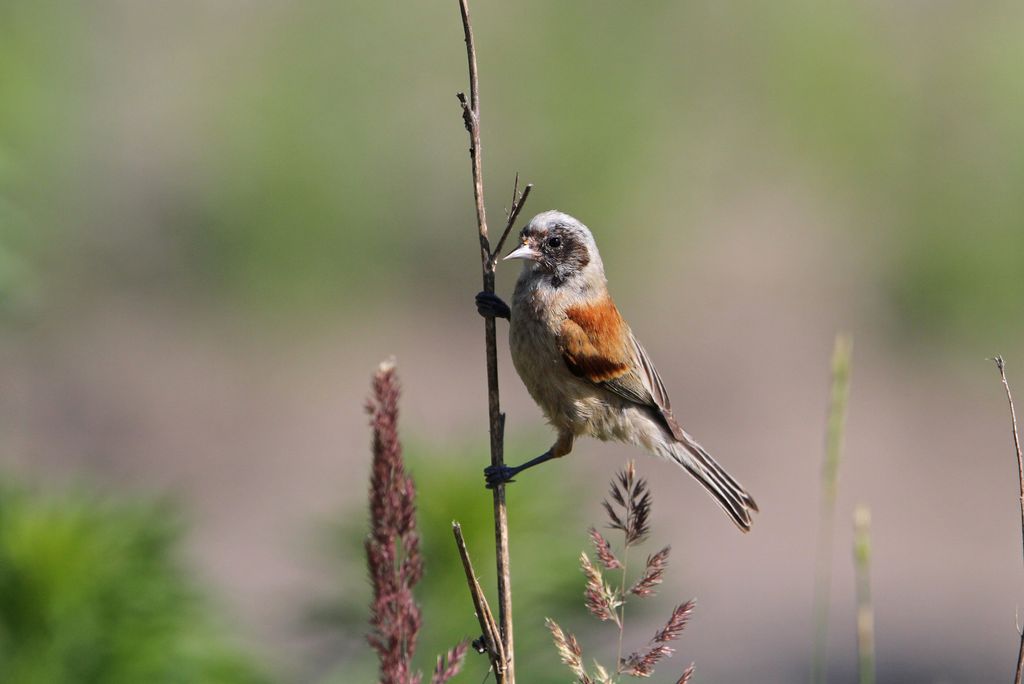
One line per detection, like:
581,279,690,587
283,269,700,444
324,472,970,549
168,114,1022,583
0,480,270,684
0,3,80,318
315,439,590,684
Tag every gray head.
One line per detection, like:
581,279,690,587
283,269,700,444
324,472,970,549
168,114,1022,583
503,210,605,289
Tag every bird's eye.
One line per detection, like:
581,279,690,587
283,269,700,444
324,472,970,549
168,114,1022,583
547,236,561,249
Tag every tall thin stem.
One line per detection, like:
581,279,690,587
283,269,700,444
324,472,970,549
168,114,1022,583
454,2,532,681
811,333,853,684
853,505,875,684
992,356,1024,684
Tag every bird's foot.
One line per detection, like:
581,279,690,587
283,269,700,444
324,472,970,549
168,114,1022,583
484,463,518,489
475,291,510,320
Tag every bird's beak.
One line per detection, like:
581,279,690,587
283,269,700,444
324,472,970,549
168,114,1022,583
503,243,540,261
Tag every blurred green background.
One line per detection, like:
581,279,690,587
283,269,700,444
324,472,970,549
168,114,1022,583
2,0,1023,682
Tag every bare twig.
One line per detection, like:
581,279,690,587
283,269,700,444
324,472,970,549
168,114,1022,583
812,333,853,684
493,180,533,262
452,522,506,679
495,172,520,260
455,0,532,681
853,505,875,684
994,357,1024,567
992,356,1024,684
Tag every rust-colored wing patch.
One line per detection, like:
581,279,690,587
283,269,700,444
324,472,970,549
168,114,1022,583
560,299,685,441
559,298,631,383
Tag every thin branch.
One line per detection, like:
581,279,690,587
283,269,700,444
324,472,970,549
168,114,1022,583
492,181,533,263
452,522,506,678
455,0,531,681
992,356,1024,684
506,173,520,227
994,357,1024,567
456,0,488,270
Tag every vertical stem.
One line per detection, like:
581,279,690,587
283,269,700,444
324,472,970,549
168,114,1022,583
992,356,1024,684
811,333,853,684
488,315,515,684
853,505,875,684
995,357,1024,572
456,1,514,680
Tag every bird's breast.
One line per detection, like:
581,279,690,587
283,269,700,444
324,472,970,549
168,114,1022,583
509,280,606,433
509,288,565,404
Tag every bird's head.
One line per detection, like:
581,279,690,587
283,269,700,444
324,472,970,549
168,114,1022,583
504,210,605,289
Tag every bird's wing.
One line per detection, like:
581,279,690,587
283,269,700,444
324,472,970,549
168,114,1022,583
626,335,686,440
558,300,686,440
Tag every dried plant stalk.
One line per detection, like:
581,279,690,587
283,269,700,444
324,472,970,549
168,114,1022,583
452,521,505,678
993,356,1024,684
454,1,533,680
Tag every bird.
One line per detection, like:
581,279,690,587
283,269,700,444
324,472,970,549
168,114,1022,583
475,210,758,532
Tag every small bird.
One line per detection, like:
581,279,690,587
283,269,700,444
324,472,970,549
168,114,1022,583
476,210,758,531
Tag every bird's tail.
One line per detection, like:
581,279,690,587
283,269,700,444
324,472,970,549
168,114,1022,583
668,431,758,532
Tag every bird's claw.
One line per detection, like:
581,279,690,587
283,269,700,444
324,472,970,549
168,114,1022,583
484,464,517,489
475,291,511,320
